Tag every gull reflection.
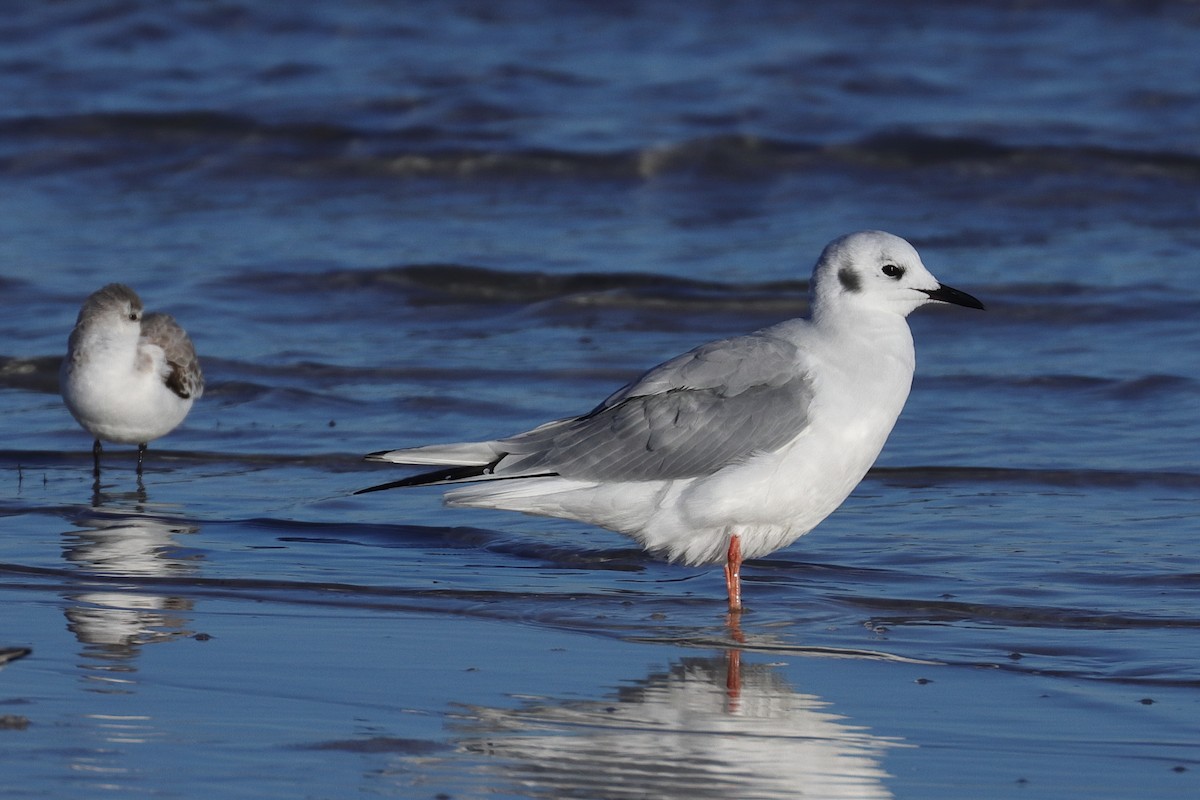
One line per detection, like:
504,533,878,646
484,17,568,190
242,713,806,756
444,651,904,799
62,484,201,689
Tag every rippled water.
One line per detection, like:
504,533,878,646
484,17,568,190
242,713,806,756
2,1,1199,798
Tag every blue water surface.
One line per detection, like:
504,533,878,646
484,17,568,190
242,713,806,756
2,1,1199,797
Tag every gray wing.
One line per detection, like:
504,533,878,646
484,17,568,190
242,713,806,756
493,332,814,481
141,312,204,400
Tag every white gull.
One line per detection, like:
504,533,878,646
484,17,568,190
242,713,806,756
358,231,983,610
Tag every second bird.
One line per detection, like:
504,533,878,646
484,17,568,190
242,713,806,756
61,283,204,477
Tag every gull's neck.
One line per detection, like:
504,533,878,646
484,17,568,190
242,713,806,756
812,302,915,358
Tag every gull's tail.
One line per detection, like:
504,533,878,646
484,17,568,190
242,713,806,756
354,441,554,494
365,441,499,467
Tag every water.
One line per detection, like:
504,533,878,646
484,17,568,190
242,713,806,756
2,1,1199,797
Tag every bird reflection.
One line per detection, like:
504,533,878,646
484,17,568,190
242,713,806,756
62,484,201,689
439,650,903,800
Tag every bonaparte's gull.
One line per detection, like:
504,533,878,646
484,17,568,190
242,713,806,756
358,231,983,610
61,284,204,476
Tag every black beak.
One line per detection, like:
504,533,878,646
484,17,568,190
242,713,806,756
921,283,985,310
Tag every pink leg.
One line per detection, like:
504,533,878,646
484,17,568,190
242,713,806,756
723,537,746,708
723,533,743,612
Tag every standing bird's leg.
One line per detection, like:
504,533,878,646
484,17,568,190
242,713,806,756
723,535,746,709
723,532,743,612
91,439,103,478
136,443,148,475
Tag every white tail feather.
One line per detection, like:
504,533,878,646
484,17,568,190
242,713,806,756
445,475,588,510
366,441,500,466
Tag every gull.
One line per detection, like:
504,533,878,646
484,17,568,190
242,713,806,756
61,284,204,476
357,231,983,610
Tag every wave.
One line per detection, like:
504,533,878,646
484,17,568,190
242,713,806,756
232,262,806,310
8,347,1194,417
926,372,1198,399
849,593,1200,631
3,111,1198,179
1,442,1195,493
869,465,1200,491
212,261,1200,341
0,355,60,393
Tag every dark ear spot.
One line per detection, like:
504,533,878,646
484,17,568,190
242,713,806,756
838,267,861,293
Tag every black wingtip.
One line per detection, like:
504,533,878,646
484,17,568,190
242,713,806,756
353,463,498,495
353,479,413,495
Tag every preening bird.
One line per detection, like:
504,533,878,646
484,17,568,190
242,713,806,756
61,283,203,476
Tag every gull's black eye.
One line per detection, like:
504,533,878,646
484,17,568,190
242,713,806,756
128,311,140,322
882,264,904,279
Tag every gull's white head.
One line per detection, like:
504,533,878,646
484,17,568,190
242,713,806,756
809,230,984,320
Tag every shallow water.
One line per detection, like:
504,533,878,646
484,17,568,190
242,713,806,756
3,1,1200,798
